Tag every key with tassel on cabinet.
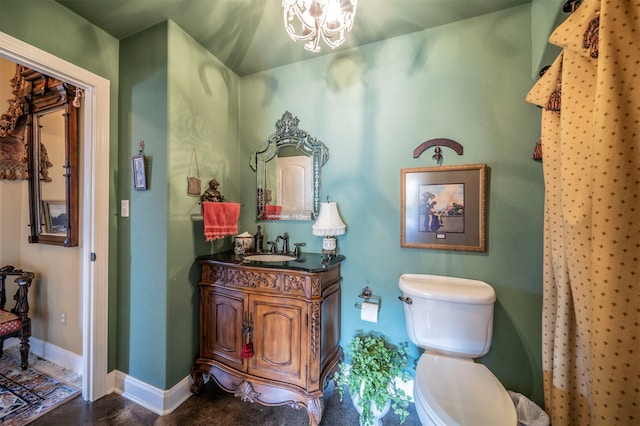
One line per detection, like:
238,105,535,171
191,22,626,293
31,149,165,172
242,312,254,358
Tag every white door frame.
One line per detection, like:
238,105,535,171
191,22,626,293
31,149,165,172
0,31,110,401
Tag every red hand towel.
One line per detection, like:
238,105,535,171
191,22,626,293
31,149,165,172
264,204,282,220
202,202,240,241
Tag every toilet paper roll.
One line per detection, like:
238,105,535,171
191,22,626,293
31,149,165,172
360,301,379,323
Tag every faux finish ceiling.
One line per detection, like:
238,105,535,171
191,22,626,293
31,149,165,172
55,0,531,76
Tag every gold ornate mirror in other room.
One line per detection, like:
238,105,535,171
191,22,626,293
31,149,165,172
250,111,329,221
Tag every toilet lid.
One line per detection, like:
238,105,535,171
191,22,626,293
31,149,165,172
415,354,516,426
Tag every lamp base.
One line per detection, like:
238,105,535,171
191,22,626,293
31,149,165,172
321,236,338,262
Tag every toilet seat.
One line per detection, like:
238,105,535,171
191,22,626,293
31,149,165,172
414,354,516,426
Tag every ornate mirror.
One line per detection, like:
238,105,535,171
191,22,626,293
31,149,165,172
250,112,329,221
19,66,80,247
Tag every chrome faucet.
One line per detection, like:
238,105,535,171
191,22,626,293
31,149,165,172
277,233,289,254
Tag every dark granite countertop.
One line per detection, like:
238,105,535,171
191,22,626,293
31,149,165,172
196,251,345,272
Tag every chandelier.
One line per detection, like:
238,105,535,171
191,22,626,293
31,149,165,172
283,0,358,52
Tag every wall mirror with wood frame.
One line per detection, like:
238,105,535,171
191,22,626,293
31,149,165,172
19,66,80,247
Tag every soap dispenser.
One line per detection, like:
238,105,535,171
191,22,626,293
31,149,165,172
253,226,264,253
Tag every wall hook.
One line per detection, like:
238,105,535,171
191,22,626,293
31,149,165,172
413,138,463,165
139,140,145,154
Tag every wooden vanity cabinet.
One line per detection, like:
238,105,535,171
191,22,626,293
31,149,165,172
191,255,343,426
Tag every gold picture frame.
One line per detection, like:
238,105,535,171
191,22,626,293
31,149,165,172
401,164,487,252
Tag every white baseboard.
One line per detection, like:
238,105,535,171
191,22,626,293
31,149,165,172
4,337,82,375
113,370,193,416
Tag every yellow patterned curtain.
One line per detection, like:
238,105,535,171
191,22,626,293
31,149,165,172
526,1,639,424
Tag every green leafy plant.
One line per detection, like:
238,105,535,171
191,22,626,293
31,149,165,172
334,333,411,425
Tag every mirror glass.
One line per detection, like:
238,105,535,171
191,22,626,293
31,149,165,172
33,108,67,235
251,112,329,221
22,66,79,247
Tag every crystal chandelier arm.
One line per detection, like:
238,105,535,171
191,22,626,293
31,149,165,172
283,0,357,52
284,2,322,37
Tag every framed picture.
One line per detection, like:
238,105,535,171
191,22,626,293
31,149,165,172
42,200,67,234
401,164,487,252
132,154,147,190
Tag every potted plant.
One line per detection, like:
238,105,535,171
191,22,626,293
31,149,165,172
334,332,411,426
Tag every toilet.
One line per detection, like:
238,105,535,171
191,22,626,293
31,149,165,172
398,274,517,426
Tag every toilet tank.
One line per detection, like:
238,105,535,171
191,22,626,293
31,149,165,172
398,274,496,358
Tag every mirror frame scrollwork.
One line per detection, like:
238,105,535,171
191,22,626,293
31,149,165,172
20,66,79,247
250,111,329,221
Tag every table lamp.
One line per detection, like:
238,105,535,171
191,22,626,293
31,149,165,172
312,201,346,260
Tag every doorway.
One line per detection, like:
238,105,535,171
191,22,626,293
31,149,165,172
0,31,110,401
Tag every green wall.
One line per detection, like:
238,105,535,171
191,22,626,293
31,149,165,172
118,20,241,388
165,21,241,387
530,0,564,78
239,5,544,405
118,22,170,388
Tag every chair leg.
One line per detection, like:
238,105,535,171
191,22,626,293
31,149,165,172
19,335,29,370
18,316,32,370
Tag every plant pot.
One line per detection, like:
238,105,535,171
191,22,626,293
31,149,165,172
351,381,392,426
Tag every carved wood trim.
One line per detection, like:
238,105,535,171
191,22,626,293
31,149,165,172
205,265,224,283
310,302,320,360
228,268,279,290
307,397,323,426
283,274,305,292
234,380,261,402
0,65,26,138
311,276,321,296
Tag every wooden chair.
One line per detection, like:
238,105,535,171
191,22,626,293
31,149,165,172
0,265,35,370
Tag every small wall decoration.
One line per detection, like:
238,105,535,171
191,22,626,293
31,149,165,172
132,140,147,191
132,154,147,190
187,148,201,197
401,164,487,252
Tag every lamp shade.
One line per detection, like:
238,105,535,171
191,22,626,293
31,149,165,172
312,202,346,236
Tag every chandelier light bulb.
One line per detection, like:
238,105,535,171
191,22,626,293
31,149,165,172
283,0,358,52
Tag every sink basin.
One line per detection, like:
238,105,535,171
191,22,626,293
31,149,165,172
243,254,297,262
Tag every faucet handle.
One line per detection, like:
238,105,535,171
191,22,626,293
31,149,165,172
293,242,306,257
267,241,277,253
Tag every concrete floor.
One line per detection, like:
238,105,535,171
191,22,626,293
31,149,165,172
31,380,423,425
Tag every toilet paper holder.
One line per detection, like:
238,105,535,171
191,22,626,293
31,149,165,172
355,286,381,311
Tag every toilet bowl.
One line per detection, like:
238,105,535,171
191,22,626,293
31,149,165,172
398,274,517,426
413,354,516,426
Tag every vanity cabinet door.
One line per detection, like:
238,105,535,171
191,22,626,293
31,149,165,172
249,294,307,388
201,286,247,372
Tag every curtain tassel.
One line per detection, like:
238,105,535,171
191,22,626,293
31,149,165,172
532,139,543,162
583,15,599,58
545,83,562,112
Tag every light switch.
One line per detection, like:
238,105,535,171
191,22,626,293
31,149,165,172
121,200,129,217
